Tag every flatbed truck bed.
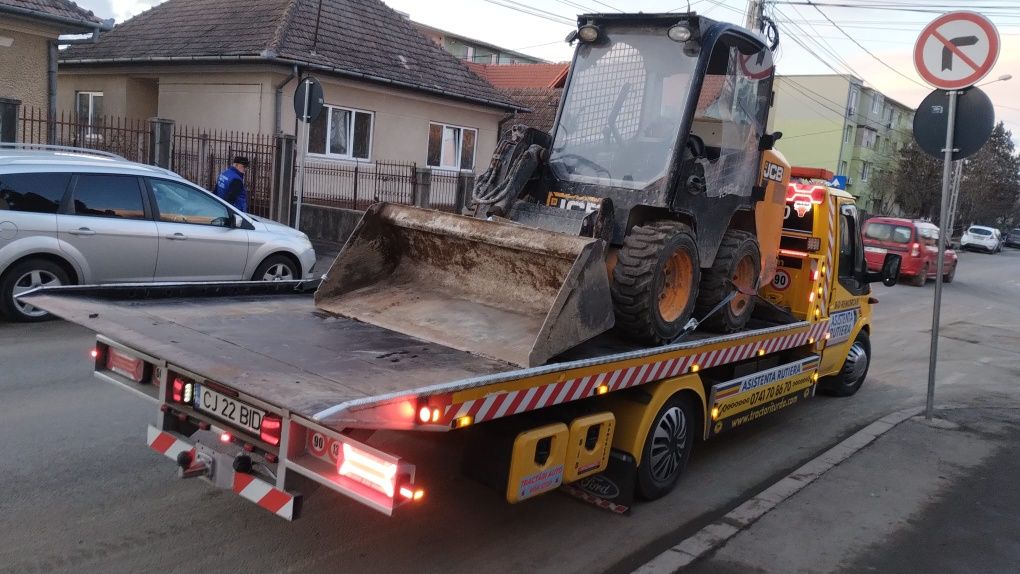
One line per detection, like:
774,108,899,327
22,181,894,520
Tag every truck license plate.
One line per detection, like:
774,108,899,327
194,385,264,435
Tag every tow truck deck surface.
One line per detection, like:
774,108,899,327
25,281,821,432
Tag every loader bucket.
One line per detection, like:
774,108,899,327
315,203,614,367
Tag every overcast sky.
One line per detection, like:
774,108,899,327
74,0,1020,138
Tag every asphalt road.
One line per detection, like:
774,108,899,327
2,249,1019,574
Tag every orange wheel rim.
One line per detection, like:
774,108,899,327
730,256,756,315
658,250,694,322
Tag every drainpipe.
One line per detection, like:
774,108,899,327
274,64,299,135
47,40,57,144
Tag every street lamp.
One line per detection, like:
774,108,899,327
977,73,1012,86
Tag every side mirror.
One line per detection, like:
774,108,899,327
866,253,901,286
231,213,245,229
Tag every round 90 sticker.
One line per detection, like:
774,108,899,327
771,269,791,291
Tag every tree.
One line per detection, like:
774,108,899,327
872,140,942,219
956,122,1020,228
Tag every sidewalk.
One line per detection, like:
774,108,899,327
668,407,1020,573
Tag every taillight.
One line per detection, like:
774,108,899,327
260,414,282,446
911,242,921,257
106,348,145,382
171,376,194,404
338,442,398,497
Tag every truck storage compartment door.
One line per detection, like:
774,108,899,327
314,203,614,367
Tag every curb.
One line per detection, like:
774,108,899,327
633,406,924,574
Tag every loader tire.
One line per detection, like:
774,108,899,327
696,230,761,333
612,221,700,344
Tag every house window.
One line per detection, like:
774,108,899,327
847,88,859,116
860,161,871,182
75,91,104,138
427,122,476,170
844,125,853,143
858,128,878,149
308,105,373,160
839,160,848,176
871,94,883,115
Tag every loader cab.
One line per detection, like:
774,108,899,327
547,13,774,242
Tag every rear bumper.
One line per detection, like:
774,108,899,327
961,240,996,252
146,426,301,520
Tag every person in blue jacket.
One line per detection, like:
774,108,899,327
214,156,249,212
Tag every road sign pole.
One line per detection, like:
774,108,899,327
925,89,958,421
294,78,311,232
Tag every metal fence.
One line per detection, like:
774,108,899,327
18,106,149,162
171,126,276,218
302,159,417,210
301,159,472,213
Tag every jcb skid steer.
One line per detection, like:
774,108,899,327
316,12,790,367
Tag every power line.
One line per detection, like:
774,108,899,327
804,1,927,89
478,0,574,26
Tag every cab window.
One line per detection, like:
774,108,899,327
838,203,867,294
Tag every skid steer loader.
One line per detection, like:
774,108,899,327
316,12,790,367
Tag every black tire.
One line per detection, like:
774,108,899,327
612,221,700,344
0,258,71,322
943,264,956,283
696,230,761,333
637,394,697,500
818,331,871,397
252,254,299,281
910,264,927,286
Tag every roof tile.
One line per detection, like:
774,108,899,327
60,0,521,110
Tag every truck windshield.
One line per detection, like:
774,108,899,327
548,29,699,190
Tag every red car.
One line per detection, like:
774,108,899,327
863,217,958,286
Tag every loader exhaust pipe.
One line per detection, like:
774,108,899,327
315,204,615,367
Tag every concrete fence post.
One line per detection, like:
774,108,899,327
271,134,296,225
413,166,431,208
147,117,175,168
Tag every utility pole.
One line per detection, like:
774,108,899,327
745,0,765,32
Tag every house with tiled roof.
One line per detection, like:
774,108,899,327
464,62,568,135
56,0,526,172
0,0,108,141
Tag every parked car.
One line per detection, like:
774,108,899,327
0,146,316,322
1005,228,1020,248
863,217,957,286
960,225,1001,253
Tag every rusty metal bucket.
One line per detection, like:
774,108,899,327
314,203,614,367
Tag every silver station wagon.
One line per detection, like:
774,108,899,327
0,146,316,321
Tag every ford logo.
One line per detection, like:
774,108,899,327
578,474,620,499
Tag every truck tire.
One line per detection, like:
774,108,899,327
637,394,696,500
0,258,70,322
612,221,700,344
695,230,760,333
818,331,871,397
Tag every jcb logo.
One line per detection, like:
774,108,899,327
547,192,600,213
762,162,785,183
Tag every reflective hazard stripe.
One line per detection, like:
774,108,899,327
440,320,832,425
147,426,194,461
232,473,296,520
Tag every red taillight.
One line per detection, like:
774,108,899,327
911,242,921,257
171,376,194,403
106,348,144,382
260,414,282,446
90,348,99,359
337,442,398,498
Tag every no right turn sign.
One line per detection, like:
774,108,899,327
914,12,1000,90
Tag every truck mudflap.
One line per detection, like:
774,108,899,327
146,426,301,520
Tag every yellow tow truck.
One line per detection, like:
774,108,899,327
21,166,900,518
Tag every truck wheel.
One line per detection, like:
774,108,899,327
612,221,700,344
637,394,696,500
819,331,871,397
0,258,70,322
696,230,761,333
